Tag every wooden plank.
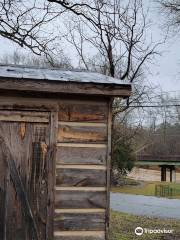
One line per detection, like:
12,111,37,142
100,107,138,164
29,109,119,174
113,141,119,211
0,110,49,122
59,103,108,123
58,125,107,143
56,168,106,187
0,77,132,97
0,96,58,112
55,191,106,209
46,111,58,238
54,212,105,231
0,120,53,239
56,146,107,165
55,209,106,213
56,165,106,170
0,137,40,239
57,143,107,148
106,99,113,239
59,122,107,127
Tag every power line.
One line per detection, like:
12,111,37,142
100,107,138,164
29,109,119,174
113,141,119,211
123,104,180,108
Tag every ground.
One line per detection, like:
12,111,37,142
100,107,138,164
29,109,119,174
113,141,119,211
112,179,180,199
109,211,180,240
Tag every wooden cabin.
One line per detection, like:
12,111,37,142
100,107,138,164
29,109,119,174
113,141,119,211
0,65,131,240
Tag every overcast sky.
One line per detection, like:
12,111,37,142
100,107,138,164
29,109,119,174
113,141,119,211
0,0,179,94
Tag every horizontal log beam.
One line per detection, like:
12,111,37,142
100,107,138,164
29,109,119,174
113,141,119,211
0,77,131,97
55,191,106,209
56,146,107,165
58,125,107,143
0,111,49,123
136,161,180,166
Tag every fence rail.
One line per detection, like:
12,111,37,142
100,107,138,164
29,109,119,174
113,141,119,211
137,154,180,162
155,185,180,198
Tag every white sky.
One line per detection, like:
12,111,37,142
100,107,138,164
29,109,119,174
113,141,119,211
0,0,179,94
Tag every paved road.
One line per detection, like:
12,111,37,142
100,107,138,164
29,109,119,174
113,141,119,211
110,192,180,219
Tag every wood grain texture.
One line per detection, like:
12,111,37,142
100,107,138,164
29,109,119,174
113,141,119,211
46,111,58,238
106,99,113,240
0,77,131,97
56,146,107,165
55,191,106,209
0,118,54,240
0,97,58,111
0,110,49,122
58,125,107,143
59,103,108,123
56,168,106,187
54,212,105,231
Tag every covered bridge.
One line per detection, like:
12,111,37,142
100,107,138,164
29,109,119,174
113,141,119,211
0,65,131,240
136,137,180,182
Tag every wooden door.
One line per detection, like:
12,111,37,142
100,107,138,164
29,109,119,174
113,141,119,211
0,111,54,240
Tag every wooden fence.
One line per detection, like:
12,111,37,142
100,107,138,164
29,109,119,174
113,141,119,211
155,185,180,198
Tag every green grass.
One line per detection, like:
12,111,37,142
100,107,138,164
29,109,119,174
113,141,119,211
111,180,180,199
109,211,180,240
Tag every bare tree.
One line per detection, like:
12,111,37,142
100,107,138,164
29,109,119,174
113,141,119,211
49,0,159,80
0,0,63,55
47,0,162,179
160,0,180,33
51,0,160,120
0,50,73,69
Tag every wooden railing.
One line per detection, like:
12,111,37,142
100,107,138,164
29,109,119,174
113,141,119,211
155,185,180,198
136,154,180,162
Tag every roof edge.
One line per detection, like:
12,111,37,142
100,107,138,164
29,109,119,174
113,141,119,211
0,76,131,97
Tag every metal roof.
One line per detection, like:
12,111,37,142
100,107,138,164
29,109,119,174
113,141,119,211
0,65,130,86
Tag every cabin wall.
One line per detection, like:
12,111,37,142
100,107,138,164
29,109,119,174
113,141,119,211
0,95,112,240
54,99,112,240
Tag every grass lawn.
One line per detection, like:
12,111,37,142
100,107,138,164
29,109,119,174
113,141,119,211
109,211,180,240
111,180,180,199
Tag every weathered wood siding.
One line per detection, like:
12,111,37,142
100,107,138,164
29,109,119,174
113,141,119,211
0,111,55,240
0,97,112,240
55,100,110,240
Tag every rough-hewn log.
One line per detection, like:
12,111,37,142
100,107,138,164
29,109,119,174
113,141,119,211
56,168,106,187
58,125,107,143
0,77,131,97
55,190,106,209
54,212,105,231
0,110,49,122
56,145,107,165
58,103,108,123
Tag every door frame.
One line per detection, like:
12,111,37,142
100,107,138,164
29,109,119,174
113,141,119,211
0,101,58,239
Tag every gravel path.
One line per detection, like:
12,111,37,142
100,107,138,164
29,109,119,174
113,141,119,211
111,192,180,219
